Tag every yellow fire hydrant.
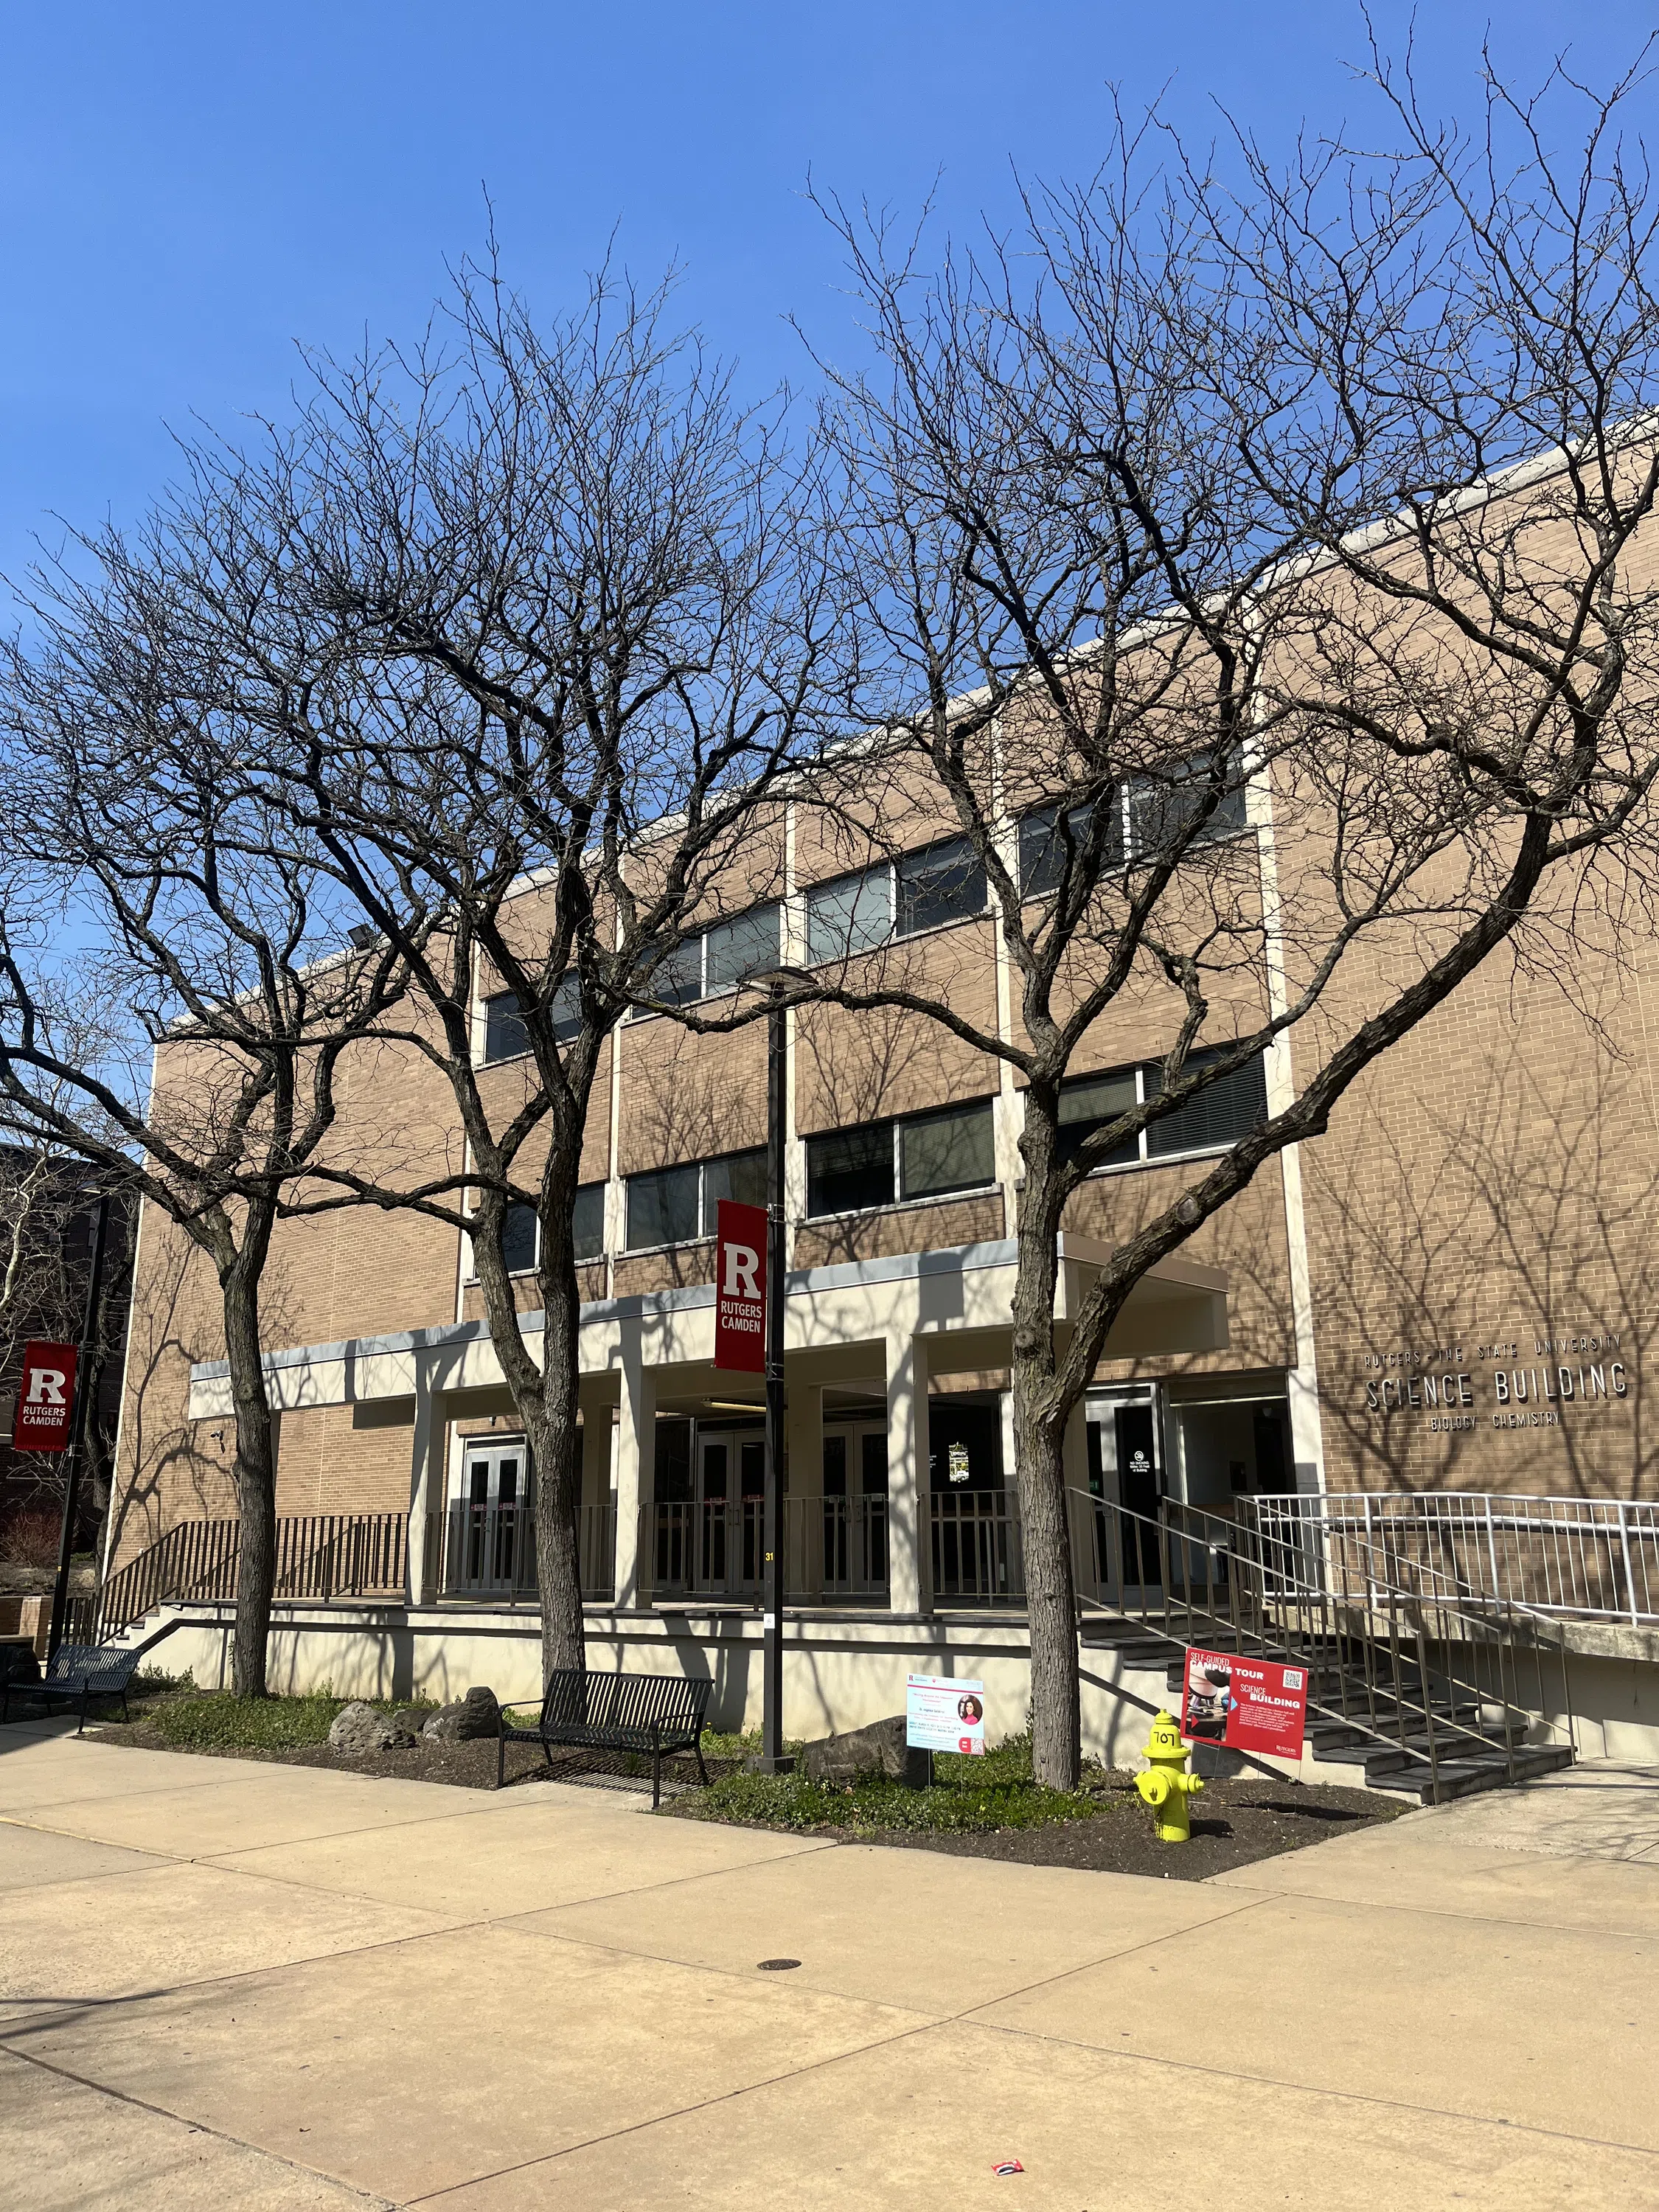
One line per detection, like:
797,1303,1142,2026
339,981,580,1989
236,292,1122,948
1134,1711,1204,1843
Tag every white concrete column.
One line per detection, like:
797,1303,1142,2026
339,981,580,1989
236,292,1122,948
885,1329,930,1616
612,1335,654,1608
580,1384,617,1600
785,1380,824,1599
405,1364,442,1604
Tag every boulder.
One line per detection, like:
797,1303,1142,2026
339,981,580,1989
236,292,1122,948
423,1685,501,1743
800,1714,928,1788
329,1700,395,1756
388,1708,428,1747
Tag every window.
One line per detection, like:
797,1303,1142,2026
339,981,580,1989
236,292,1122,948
1145,1046,1267,1156
483,992,529,1065
1055,1048,1267,1175
900,1101,994,1199
1018,801,1125,898
896,835,986,938
702,1147,768,1217
622,1148,768,1250
636,902,782,1012
704,905,780,992
572,1182,605,1263
806,1124,894,1216
806,1101,997,1217
501,1203,538,1275
481,975,583,1063
805,866,892,964
1127,744,1249,859
1057,1069,1140,1170
626,1164,700,1251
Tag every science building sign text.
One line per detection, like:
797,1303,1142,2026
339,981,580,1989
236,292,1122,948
1362,1327,1627,1433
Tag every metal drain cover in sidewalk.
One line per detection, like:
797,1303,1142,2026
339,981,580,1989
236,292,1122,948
757,1958,801,1971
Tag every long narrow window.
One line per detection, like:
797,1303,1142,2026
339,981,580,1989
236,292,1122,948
895,835,987,938
622,1148,768,1251
1020,745,1249,900
1056,1047,1267,1175
805,1100,995,1218
481,975,584,1063
805,866,892,964
634,902,782,1013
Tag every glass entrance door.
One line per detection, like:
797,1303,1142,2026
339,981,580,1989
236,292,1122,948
694,1430,765,1597
451,1439,528,1596
1084,1393,1164,1601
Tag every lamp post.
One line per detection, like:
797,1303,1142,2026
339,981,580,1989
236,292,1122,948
46,1188,112,1667
751,971,805,1774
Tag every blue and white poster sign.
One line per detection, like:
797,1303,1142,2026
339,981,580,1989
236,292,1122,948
906,1672,987,1756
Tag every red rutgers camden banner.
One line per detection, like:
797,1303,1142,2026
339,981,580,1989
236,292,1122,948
714,1199,768,1374
13,1340,79,1453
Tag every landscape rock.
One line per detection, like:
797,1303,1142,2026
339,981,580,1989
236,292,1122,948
423,1685,501,1742
328,1700,395,1755
388,1708,428,1747
800,1714,928,1787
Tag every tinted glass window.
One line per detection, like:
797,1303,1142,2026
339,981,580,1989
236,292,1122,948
704,904,781,992
702,1147,768,1228
1129,745,1249,859
805,866,891,963
550,972,583,1043
649,937,703,1008
900,1102,995,1199
572,1182,605,1262
1146,1048,1267,1157
895,835,986,937
482,992,529,1064
1057,1069,1141,1170
806,1123,895,1217
501,1202,538,1274
1018,801,1125,897
625,1164,700,1248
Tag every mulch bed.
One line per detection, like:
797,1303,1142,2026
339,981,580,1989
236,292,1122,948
86,1707,736,1794
770,1776,1405,1882
86,1703,1402,1876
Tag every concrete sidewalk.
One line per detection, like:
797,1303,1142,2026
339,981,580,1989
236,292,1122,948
2,1722,1655,2210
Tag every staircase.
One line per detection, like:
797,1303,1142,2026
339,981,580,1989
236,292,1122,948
1071,1491,1578,1805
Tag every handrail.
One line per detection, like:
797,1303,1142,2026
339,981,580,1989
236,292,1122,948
1244,1491,1658,1625
1069,1485,1576,1784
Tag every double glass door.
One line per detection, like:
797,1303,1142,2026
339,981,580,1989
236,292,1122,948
452,1439,529,1596
694,1430,767,1596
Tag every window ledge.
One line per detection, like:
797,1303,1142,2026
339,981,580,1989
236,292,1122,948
802,1183,1002,1229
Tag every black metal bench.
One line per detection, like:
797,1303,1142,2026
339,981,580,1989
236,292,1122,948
498,1668,713,1805
1,1643,142,1733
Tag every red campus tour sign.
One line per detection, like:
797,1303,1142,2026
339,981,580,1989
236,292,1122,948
714,1199,768,1374
12,1340,79,1454
1183,1645,1310,1763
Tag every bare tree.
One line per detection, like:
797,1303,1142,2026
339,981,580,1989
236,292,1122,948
52,265,849,1683
796,47,1659,1785
0,627,415,1695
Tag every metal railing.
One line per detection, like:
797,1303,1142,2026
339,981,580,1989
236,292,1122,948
641,1495,888,1604
931,1491,1025,1605
1245,1491,1659,1625
1070,1486,1576,1789
439,1500,616,1604
100,1517,241,1635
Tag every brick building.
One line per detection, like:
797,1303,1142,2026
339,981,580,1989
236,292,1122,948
100,481,1659,1764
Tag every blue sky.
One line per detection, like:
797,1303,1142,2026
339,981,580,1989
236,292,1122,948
4,3,1658,602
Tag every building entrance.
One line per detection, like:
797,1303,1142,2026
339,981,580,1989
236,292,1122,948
451,1438,529,1596
1085,1391,1165,1598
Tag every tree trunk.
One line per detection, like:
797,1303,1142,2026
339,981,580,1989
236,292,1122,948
529,1234,586,1682
220,1253,277,1699
1009,1093,1082,1791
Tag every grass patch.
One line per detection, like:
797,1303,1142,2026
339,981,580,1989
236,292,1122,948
147,1691,349,1750
674,1732,1123,1835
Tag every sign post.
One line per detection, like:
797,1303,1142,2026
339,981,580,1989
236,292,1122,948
1180,1645,1309,1764
43,1191,113,1667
